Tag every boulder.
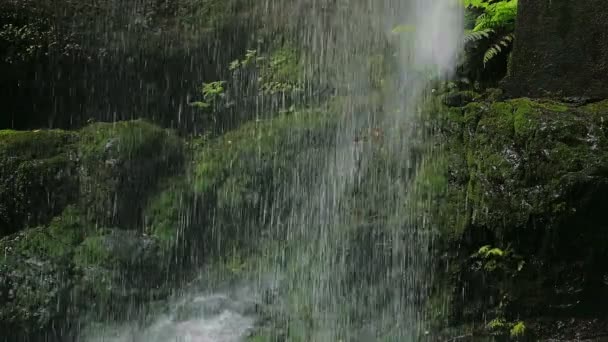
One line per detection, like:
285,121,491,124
0,130,78,237
78,120,184,227
427,97,608,338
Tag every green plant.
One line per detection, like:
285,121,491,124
463,0,517,67
487,317,526,338
488,317,507,330
510,321,526,338
229,46,303,95
191,81,226,109
470,245,525,275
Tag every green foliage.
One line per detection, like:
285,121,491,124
463,28,493,44
463,0,517,68
470,245,523,273
483,33,514,66
0,0,82,64
191,81,226,110
229,45,303,95
510,321,526,337
487,317,507,330
465,0,518,32
487,317,526,338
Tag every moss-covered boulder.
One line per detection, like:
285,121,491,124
0,120,185,237
0,119,189,338
79,120,184,227
191,109,336,254
0,129,78,237
0,207,85,338
73,228,169,320
429,97,608,339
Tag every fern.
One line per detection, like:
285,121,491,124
483,33,514,66
473,0,517,31
463,28,494,43
463,0,517,70
465,0,518,32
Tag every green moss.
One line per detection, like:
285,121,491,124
259,45,303,94
72,229,169,316
511,99,535,137
193,109,335,193
436,95,608,332
0,206,86,333
0,206,87,261
581,99,608,114
143,178,201,252
0,206,86,260
78,120,184,227
0,129,78,237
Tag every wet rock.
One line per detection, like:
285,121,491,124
78,120,184,227
425,96,608,339
0,207,85,339
0,129,78,237
73,228,170,319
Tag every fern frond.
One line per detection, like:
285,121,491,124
483,33,514,66
463,28,494,43
472,0,517,31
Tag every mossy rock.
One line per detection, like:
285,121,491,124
0,207,86,338
460,98,608,237
191,108,337,254
141,178,211,274
73,228,170,320
432,96,608,331
78,120,184,227
0,129,78,237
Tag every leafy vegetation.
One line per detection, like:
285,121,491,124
463,0,517,67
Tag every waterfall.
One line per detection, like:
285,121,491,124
255,1,463,340
83,0,462,341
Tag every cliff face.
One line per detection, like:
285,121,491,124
505,0,608,99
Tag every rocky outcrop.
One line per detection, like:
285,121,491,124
0,120,184,340
428,93,608,339
505,1,608,99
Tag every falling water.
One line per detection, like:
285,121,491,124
84,0,462,341
257,0,463,340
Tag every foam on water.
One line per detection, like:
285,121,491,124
83,293,256,342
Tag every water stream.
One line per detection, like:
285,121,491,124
84,0,462,341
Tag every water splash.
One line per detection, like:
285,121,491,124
82,288,257,342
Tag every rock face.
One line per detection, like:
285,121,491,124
0,120,185,340
0,130,79,237
505,0,608,99
428,94,608,339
